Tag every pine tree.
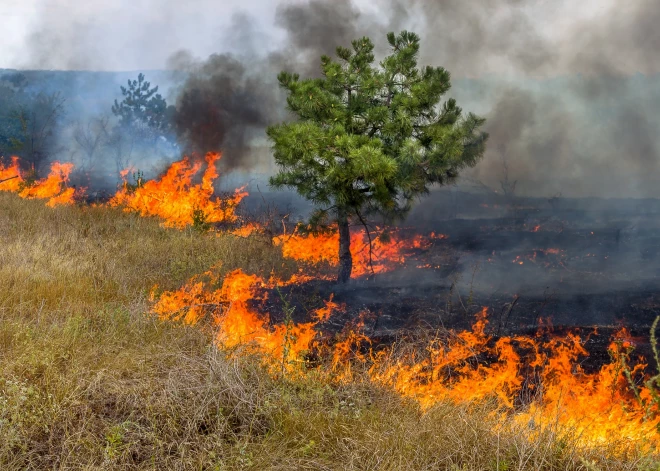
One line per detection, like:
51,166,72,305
268,31,488,282
109,74,176,174
111,73,172,134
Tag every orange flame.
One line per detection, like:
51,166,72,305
229,222,262,238
367,310,660,448
6,150,659,452
274,227,443,278
152,268,343,375
1,157,80,206
152,266,660,450
313,294,343,322
0,157,23,192
110,152,247,228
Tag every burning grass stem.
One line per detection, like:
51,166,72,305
276,286,296,378
0,175,19,184
645,316,660,422
617,316,660,422
620,344,644,410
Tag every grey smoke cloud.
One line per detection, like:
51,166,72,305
7,0,279,71
169,51,281,169
408,0,660,197
274,0,365,76
6,0,660,196
170,0,366,169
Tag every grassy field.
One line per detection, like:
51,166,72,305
0,191,658,470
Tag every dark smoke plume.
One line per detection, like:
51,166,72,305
17,0,660,197
169,0,368,170
169,0,660,195
273,0,365,77
170,52,277,169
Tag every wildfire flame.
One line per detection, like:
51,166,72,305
0,157,23,192
5,151,660,452
153,268,660,450
0,158,80,206
152,268,342,374
369,312,659,448
274,227,444,278
109,152,247,228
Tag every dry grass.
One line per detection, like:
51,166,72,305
0,192,658,470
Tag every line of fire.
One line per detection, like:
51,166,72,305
2,5,660,467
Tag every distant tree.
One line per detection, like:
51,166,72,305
0,82,24,156
109,73,175,173
111,73,173,135
72,116,110,173
499,146,517,198
8,91,66,175
268,31,488,282
104,126,139,176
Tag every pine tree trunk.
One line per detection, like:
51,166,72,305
337,210,352,283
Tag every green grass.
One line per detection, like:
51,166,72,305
0,192,657,470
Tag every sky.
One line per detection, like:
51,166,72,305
0,0,627,76
0,0,278,71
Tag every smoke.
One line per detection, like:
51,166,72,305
169,0,367,170
407,0,556,78
464,74,660,198
10,0,660,196
273,0,365,76
169,0,660,195
169,51,277,169
404,0,660,197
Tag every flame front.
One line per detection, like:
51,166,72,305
1,158,80,206
153,269,660,451
274,227,442,278
0,157,23,192
152,269,341,374
109,152,247,228
369,313,660,449
4,152,659,453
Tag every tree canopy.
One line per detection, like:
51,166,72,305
0,85,66,176
108,73,177,174
268,31,488,282
111,73,172,134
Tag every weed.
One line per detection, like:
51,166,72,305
192,207,212,233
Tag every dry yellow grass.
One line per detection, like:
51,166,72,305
0,192,658,470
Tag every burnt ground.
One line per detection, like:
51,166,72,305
259,191,660,372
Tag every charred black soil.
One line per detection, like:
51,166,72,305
261,191,660,371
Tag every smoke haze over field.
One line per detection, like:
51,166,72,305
2,0,660,197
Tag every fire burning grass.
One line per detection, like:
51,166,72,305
0,156,22,191
1,153,444,278
0,158,80,206
1,152,247,226
109,152,248,229
153,267,660,453
274,228,447,278
1,155,660,469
